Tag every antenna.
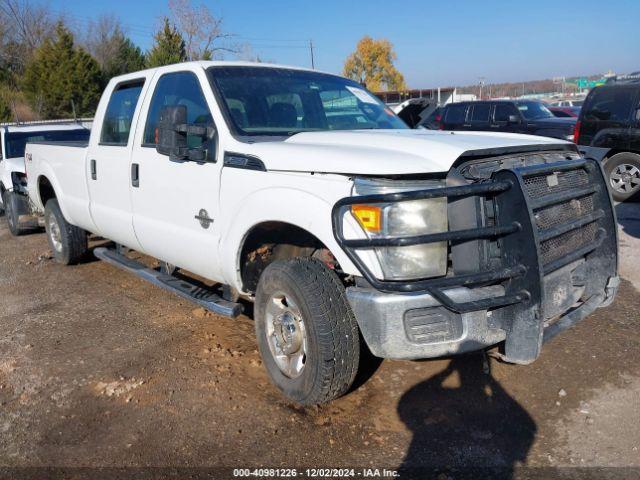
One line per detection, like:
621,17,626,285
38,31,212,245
10,98,21,124
71,99,78,123
309,39,315,70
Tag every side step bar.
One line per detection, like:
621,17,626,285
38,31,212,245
93,247,243,318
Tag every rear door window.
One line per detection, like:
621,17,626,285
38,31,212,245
583,87,636,123
444,104,468,124
470,103,491,124
100,80,145,145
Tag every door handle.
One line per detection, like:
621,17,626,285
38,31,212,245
131,163,139,188
90,159,97,180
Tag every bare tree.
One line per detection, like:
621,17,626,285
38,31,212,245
80,14,123,71
0,0,55,53
168,0,237,60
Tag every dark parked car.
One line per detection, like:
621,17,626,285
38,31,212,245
549,106,581,118
575,77,640,201
438,100,576,140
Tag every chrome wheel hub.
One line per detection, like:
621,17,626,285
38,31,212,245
610,164,640,194
48,215,62,253
265,293,307,378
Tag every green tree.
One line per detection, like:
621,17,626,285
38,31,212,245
21,23,102,118
81,15,146,82
343,36,407,92
146,18,187,68
103,35,146,80
0,88,12,122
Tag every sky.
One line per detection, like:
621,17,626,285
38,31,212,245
50,0,639,88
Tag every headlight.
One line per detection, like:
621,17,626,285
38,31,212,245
351,178,448,280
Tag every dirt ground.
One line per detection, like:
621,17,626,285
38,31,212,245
0,204,639,479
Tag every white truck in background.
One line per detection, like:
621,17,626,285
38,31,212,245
24,62,618,405
1,120,91,235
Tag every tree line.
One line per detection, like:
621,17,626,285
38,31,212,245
0,0,238,121
0,0,409,123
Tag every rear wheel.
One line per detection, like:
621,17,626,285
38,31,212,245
3,191,29,236
604,152,640,202
255,258,360,405
44,199,88,265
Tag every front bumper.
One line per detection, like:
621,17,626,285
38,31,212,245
334,158,619,363
346,276,617,361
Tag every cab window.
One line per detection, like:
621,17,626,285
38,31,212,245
143,71,214,148
470,103,491,123
444,104,468,124
494,103,519,123
100,80,145,145
583,87,636,123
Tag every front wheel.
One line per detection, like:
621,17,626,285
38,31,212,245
604,152,640,202
255,258,360,405
44,199,88,265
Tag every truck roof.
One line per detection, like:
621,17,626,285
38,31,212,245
107,60,333,85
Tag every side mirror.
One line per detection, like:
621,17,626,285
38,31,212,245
508,114,521,124
156,105,214,162
157,105,187,159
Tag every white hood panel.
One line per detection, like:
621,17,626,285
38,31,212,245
242,129,572,175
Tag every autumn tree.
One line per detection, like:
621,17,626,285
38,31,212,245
21,23,102,118
343,36,407,92
168,0,235,60
82,14,145,82
146,18,187,68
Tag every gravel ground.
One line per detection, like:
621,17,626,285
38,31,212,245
0,204,639,479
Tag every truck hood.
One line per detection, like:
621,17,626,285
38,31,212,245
243,129,573,175
529,116,576,130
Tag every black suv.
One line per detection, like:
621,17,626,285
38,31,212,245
576,75,640,201
438,100,576,140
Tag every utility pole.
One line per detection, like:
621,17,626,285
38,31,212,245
309,40,315,70
478,77,485,100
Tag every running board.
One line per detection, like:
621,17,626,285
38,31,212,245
93,247,243,318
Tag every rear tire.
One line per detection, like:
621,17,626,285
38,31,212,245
603,152,640,202
255,258,360,405
3,191,29,236
44,199,88,265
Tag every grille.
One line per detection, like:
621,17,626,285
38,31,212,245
534,195,594,230
524,168,597,266
523,169,589,198
539,221,598,265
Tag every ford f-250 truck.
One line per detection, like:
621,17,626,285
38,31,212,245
25,62,618,405
1,120,90,235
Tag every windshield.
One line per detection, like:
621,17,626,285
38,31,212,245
208,66,408,136
5,128,90,158
515,101,555,120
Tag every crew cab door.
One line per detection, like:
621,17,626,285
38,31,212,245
466,103,492,131
86,79,147,249
130,69,222,280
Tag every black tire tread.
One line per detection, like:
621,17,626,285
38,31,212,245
257,258,360,405
44,199,88,265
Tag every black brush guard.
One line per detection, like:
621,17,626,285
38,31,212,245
332,158,618,363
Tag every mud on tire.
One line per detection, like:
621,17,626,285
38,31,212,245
255,257,360,405
44,199,88,265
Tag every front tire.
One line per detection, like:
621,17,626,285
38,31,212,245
255,258,360,405
604,152,640,202
44,199,88,265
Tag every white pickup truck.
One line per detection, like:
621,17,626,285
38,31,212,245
25,61,618,405
1,120,90,235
